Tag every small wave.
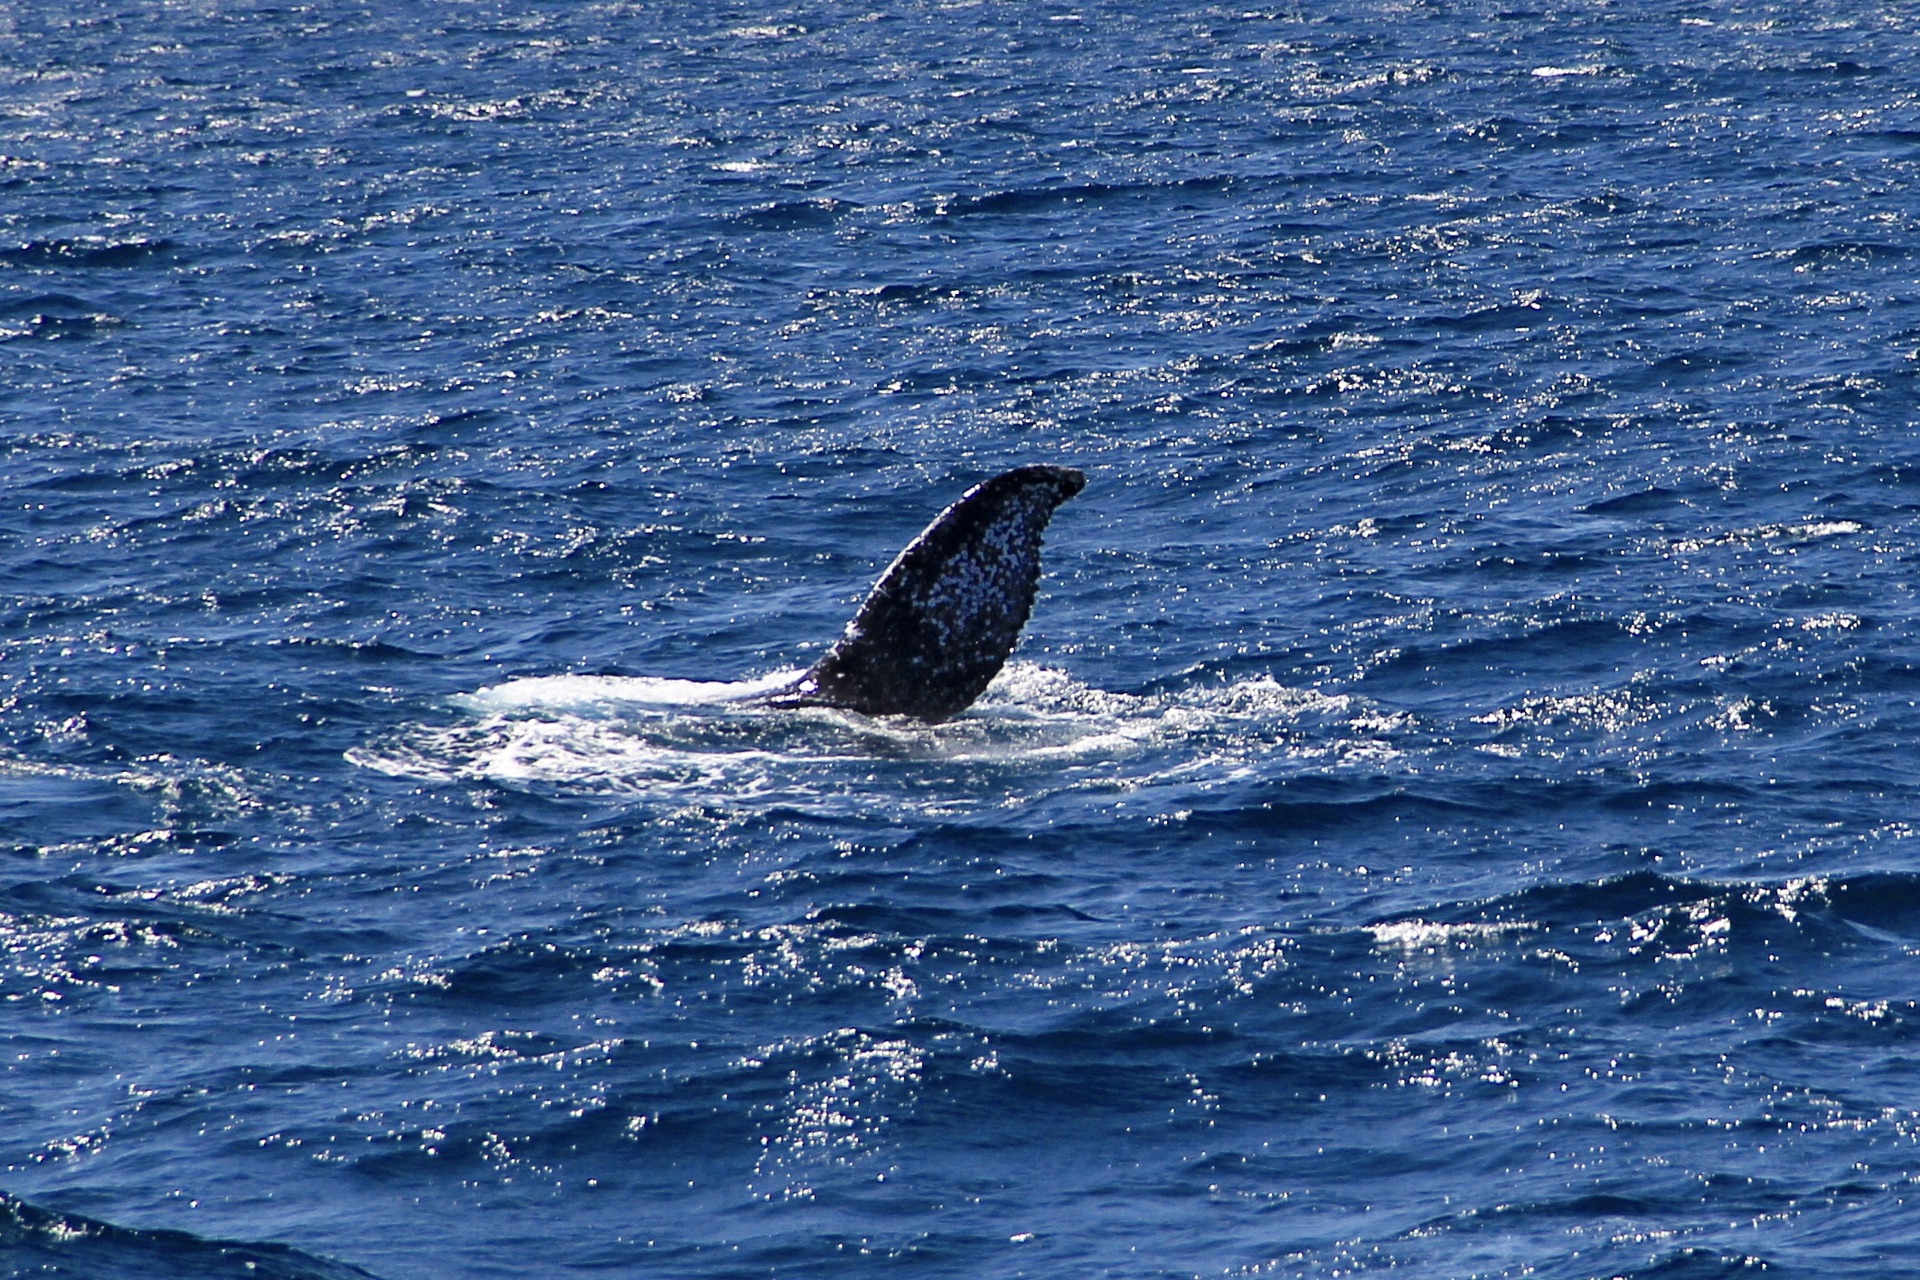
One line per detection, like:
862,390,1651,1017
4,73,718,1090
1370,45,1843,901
1579,486,1687,517
0,1191,384,1280
0,292,124,340
1372,868,1920,966
1367,919,1535,951
0,236,174,268
725,22,806,39
1671,519,1865,553
931,175,1234,219
721,197,857,230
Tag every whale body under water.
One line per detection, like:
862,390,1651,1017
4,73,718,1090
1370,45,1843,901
759,464,1085,722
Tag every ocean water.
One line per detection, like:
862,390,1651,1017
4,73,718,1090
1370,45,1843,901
6,0,1920,1276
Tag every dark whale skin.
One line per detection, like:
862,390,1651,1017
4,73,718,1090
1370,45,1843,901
765,464,1085,722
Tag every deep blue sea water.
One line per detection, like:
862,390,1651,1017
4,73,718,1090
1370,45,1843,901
7,1,1920,1276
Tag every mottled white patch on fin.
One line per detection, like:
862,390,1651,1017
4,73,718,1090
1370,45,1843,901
767,464,1085,721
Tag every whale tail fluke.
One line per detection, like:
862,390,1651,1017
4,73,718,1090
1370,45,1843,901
767,464,1085,722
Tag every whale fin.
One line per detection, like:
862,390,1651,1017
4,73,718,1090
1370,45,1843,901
770,464,1085,722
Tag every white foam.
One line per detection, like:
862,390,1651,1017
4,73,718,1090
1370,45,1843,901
457,670,802,714
352,662,1402,810
1368,920,1531,950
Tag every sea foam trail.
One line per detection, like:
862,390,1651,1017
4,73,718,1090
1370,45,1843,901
348,663,1394,807
456,671,802,714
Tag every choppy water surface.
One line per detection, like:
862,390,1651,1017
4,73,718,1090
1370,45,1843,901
7,1,1920,1276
